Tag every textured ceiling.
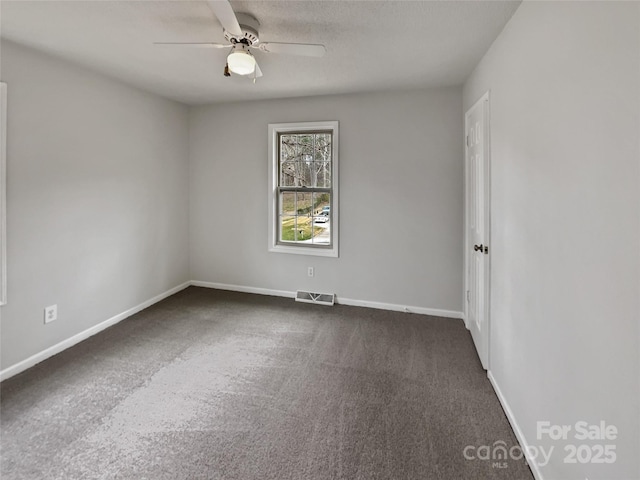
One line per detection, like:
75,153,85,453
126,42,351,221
0,1,521,105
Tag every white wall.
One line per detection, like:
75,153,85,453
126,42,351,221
189,88,463,314
0,40,190,371
464,2,639,479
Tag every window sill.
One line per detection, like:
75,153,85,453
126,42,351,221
268,243,338,257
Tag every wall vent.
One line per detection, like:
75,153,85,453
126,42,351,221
295,291,335,306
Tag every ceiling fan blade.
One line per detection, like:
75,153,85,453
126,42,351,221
154,42,229,48
257,42,326,57
207,1,242,37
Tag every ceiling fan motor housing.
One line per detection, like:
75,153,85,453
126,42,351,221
224,13,260,45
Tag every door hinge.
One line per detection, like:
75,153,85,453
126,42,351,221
466,135,469,147
466,290,470,302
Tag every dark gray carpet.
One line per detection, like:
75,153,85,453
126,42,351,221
1,287,533,479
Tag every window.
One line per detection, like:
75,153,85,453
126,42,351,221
268,121,338,257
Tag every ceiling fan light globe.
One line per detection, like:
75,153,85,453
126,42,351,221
227,50,256,75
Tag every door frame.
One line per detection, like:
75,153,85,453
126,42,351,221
463,91,491,369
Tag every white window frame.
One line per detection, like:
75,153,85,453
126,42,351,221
268,121,339,257
0,83,6,305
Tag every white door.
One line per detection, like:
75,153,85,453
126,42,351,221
465,93,490,369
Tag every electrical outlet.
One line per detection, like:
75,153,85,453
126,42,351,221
44,305,57,324
308,267,314,277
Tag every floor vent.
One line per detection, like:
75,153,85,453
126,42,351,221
295,291,335,306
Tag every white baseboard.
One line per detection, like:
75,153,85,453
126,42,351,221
0,282,191,382
190,281,295,299
488,371,544,480
337,296,463,319
192,281,463,320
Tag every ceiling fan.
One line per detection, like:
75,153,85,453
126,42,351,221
155,0,326,81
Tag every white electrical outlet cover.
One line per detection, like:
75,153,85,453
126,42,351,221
44,305,57,323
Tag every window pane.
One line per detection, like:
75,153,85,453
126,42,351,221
280,192,296,215
310,192,330,245
280,134,296,161
280,159,312,187
300,159,313,187
279,215,297,242
279,132,332,188
278,191,331,245
280,214,318,242
312,162,331,188
280,161,297,186
316,133,331,159
296,191,313,216
313,192,330,215
299,134,314,159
